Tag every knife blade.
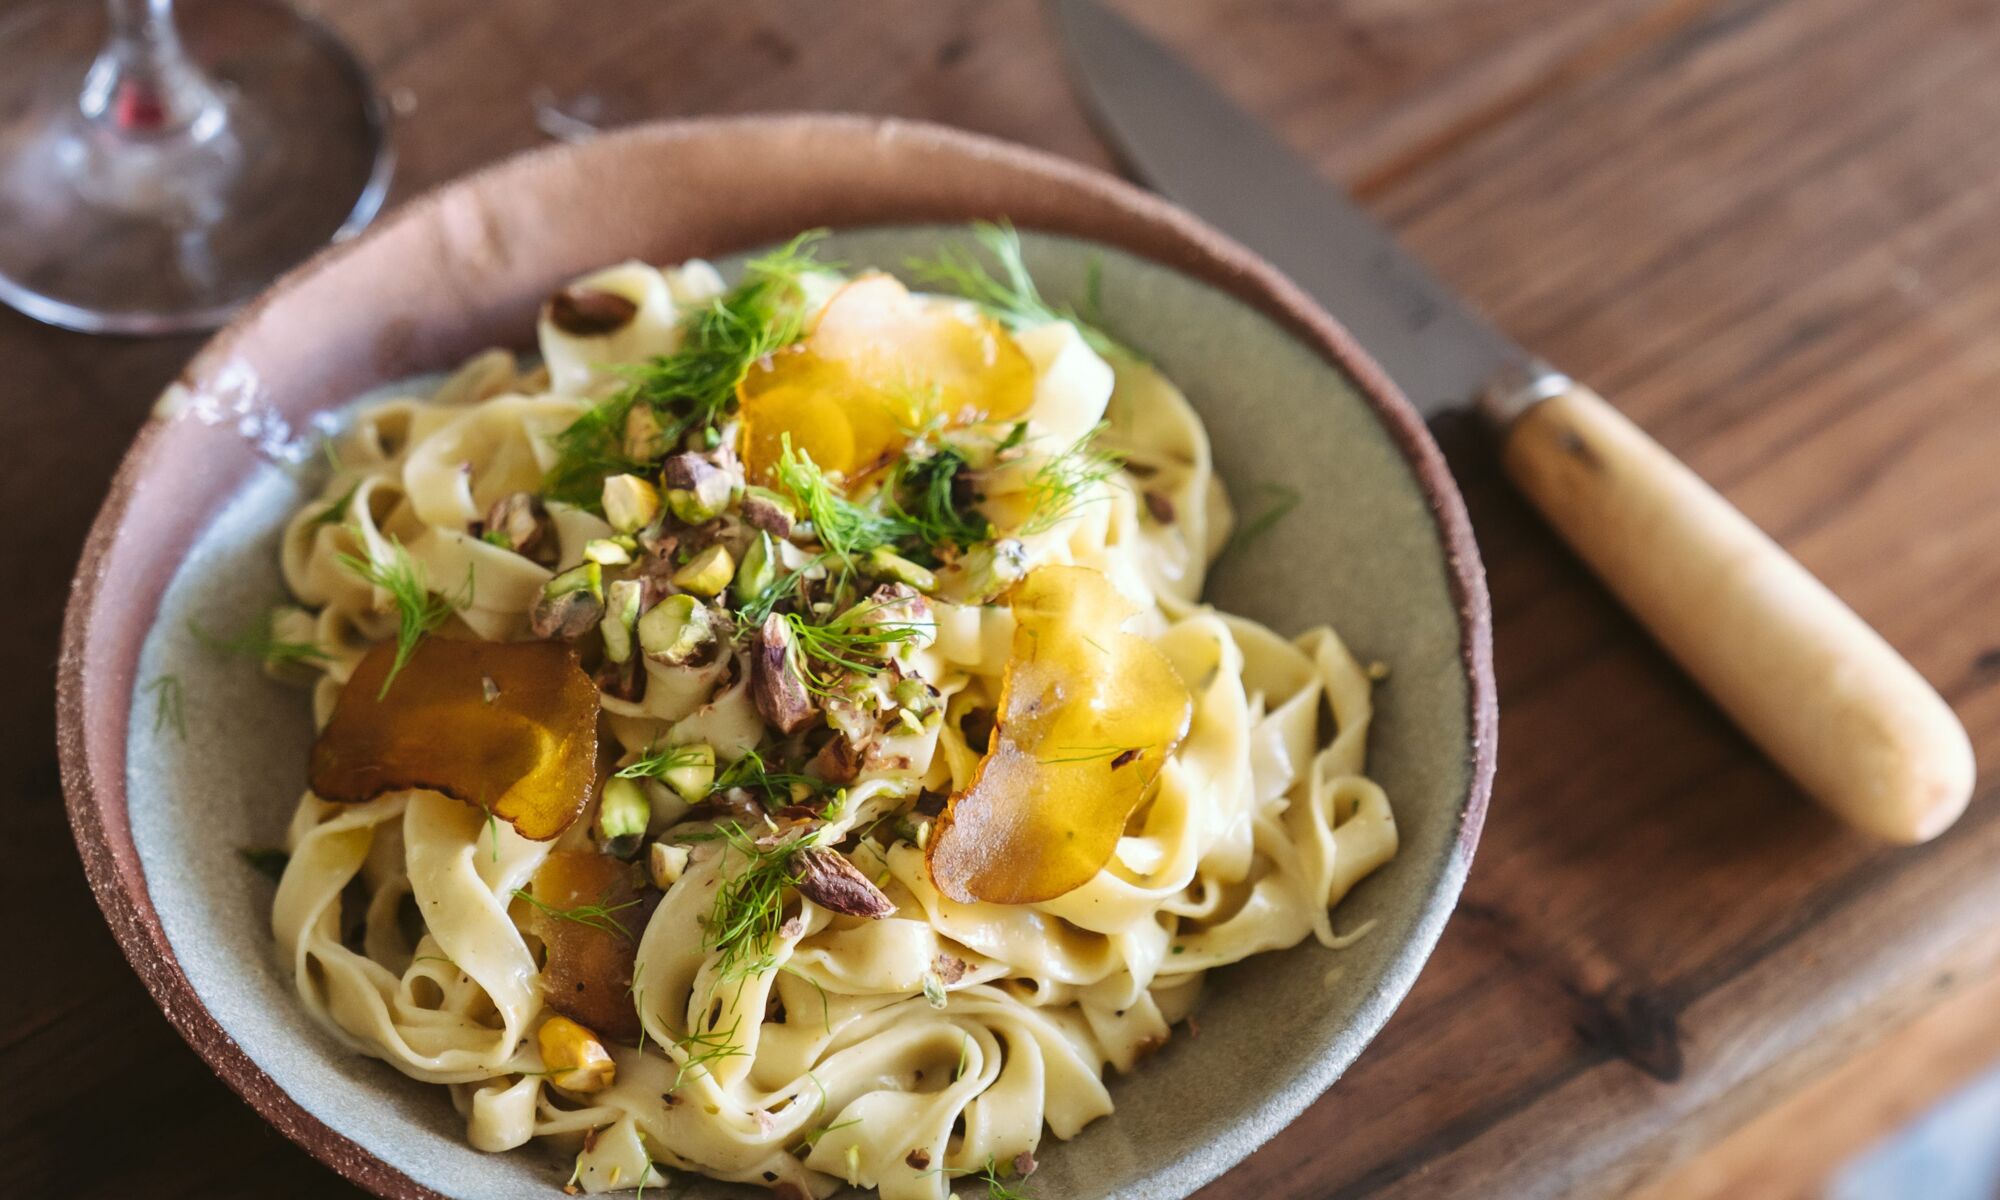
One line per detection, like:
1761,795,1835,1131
1049,0,1525,418
1049,0,1975,843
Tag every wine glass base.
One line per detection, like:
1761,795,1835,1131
0,0,393,335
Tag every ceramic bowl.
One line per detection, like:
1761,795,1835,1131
57,114,1494,1200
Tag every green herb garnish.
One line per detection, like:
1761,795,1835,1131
308,480,360,530
921,1156,1036,1200
510,887,642,941
1019,424,1121,535
692,821,827,983
795,1117,862,1153
884,446,991,559
781,597,927,695
1224,481,1301,556
335,535,465,698
544,232,829,508
1033,744,1128,766
670,1015,749,1092
237,847,289,881
774,436,911,568
144,674,186,740
907,221,1125,360
189,613,327,670
614,742,713,781
709,747,826,807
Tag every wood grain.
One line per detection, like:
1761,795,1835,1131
5,0,1996,1197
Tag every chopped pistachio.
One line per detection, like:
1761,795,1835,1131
942,537,1027,604
537,1015,616,1093
672,544,736,597
600,579,643,664
601,473,662,534
484,492,551,560
584,537,633,566
750,613,817,735
731,530,779,607
648,841,691,889
863,546,937,592
595,776,651,857
530,561,604,639
740,486,797,538
622,405,669,462
637,594,719,665
661,742,715,802
660,453,737,524
892,675,936,717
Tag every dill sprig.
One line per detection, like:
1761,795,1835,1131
544,232,829,508
670,1015,748,1092
189,613,328,669
921,1156,1035,1200
782,598,926,695
883,446,991,559
732,547,830,626
614,742,712,781
1034,744,1128,766
335,535,465,698
774,436,912,567
510,887,642,941
1019,424,1122,535
795,1117,862,1153
1223,481,1302,557
144,674,186,739
701,823,810,980
686,819,842,983
712,748,826,806
906,220,1125,359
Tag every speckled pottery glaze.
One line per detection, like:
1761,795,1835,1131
58,115,1494,1200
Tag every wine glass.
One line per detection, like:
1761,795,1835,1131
0,0,393,335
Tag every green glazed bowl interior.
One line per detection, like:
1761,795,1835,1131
59,116,1493,1200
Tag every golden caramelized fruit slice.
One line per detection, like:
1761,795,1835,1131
739,273,1035,480
309,638,600,841
927,565,1193,904
522,850,653,1041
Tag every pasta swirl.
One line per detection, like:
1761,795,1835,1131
266,243,1395,1198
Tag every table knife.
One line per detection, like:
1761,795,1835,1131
1050,0,1973,842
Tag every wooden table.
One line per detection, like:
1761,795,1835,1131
9,1,1998,1196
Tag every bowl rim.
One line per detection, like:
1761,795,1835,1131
56,112,1495,1200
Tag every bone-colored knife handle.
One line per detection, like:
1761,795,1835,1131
1489,372,1974,842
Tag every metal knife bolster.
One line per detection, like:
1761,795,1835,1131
1476,359,1574,429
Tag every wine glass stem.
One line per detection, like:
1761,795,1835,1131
82,0,225,138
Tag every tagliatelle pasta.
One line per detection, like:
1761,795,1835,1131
263,230,1397,1199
